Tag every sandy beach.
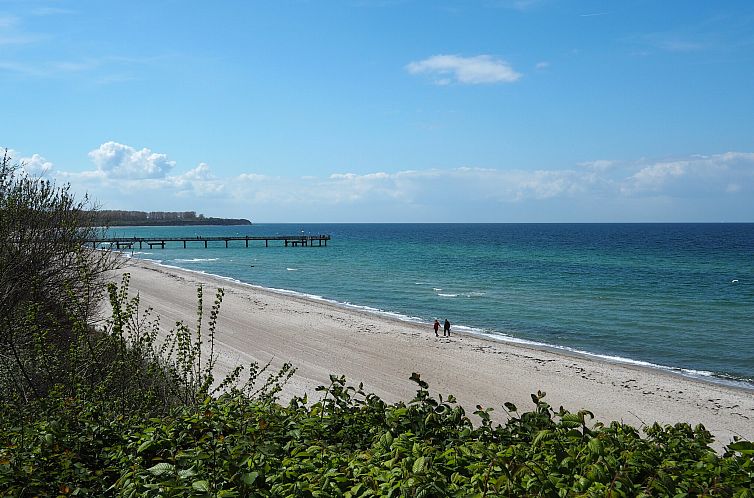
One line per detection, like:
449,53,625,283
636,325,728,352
112,258,753,450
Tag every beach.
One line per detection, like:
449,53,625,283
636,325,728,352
112,258,754,450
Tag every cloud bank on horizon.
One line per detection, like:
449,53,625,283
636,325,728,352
3,1,754,222
11,143,754,223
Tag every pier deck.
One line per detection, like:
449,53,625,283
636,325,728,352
86,234,330,249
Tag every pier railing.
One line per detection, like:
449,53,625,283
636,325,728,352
85,234,331,249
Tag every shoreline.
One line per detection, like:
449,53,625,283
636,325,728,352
112,257,754,450
139,255,754,393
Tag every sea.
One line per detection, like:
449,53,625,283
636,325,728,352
106,223,754,390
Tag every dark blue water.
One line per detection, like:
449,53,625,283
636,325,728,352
108,223,754,388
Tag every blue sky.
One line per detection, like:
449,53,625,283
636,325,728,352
3,0,754,222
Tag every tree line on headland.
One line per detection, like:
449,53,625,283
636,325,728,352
1,149,753,496
93,209,252,226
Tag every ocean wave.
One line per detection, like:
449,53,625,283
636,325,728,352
287,268,299,271
437,293,458,297
174,258,219,263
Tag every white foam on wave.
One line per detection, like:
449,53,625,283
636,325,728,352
339,302,425,324
433,288,443,291
174,258,219,263
459,328,754,391
436,290,486,298
287,268,299,271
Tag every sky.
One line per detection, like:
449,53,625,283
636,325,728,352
2,0,754,222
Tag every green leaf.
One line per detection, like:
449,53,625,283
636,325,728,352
533,430,552,447
379,431,394,449
588,438,603,456
178,468,197,479
137,440,153,454
727,441,754,455
242,472,259,485
192,480,210,492
413,456,426,474
147,462,175,476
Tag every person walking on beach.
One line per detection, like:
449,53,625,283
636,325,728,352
443,319,451,337
433,319,440,337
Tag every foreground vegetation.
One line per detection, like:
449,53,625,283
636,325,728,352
1,150,753,496
3,363,754,496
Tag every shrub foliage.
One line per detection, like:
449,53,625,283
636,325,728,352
0,150,114,404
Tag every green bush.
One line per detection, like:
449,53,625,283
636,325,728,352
2,370,753,496
0,150,114,404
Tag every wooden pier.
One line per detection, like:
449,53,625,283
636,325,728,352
86,234,330,250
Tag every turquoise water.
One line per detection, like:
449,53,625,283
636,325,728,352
107,223,754,388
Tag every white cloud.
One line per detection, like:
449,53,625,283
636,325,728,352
171,163,225,196
578,159,615,171
68,143,224,199
621,152,754,195
238,173,270,182
40,146,754,221
70,148,754,206
182,162,214,181
88,141,175,179
406,55,521,85
535,61,549,70
20,153,53,175
627,161,686,192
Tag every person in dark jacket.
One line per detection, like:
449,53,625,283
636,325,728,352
433,319,440,337
443,319,451,337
